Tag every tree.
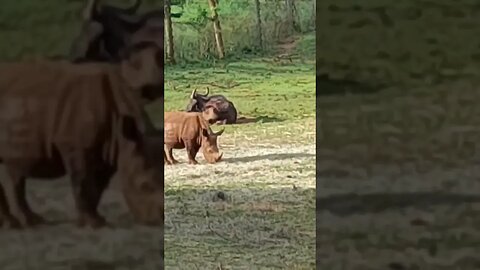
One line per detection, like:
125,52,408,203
254,0,263,50
207,0,225,59
164,0,176,64
312,0,316,30
285,0,295,36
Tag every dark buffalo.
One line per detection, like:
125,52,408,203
164,112,224,165
69,0,165,162
0,42,164,229
186,88,238,124
70,0,163,63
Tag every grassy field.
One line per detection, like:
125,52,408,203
318,1,480,269
163,33,316,268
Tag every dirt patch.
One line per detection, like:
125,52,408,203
0,174,162,270
164,143,316,268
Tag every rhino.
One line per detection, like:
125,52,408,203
186,88,238,124
164,112,224,165
0,41,164,229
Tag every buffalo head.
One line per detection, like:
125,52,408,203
201,106,220,124
71,0,163,63
200,127,224,163
186,88,210,112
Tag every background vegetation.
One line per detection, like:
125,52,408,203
166,0,315,62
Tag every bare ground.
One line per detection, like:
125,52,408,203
317,81,480,269
164,120,316,269
0,174,162,270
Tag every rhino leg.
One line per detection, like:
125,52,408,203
164,150,172,165
185,142,199,165
61,151,111,228
165,146,179,164
5,162,45,227
0,183,21,229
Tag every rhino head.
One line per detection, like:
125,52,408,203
200,127,224,163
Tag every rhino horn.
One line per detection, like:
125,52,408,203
214,128,225,136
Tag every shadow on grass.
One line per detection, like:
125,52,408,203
317,192,480,215
223,153,315,163
234,116,284,125
316,73,383,96
163,187,315,268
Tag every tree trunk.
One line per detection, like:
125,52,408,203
254,0,263,50
285,0,295,35
207,0,225,59
164,0,176,64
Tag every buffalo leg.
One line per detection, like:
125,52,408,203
217,119,227,125
0,183,20,229
185,143,199,165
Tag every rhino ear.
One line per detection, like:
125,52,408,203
122,116,143,143
202,128,209,137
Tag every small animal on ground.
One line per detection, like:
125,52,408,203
0,41,164,229
186,87,238,124
164,111,224,165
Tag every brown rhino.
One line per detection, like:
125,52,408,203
0,41,163,229
164,112,224,165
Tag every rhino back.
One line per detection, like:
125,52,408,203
164,112,205,145
0,61,141,160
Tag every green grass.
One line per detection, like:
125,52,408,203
163,33,316,124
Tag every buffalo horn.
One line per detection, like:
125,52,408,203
190,88,197,99
82,0,99,21
201,87,210,97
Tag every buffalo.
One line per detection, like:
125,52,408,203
186,88,238,124
0,41,164,228
69,0,165,158
164,112,224,165
70,0,163,63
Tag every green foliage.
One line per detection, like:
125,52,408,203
169,0,315,63
159,33,316,126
